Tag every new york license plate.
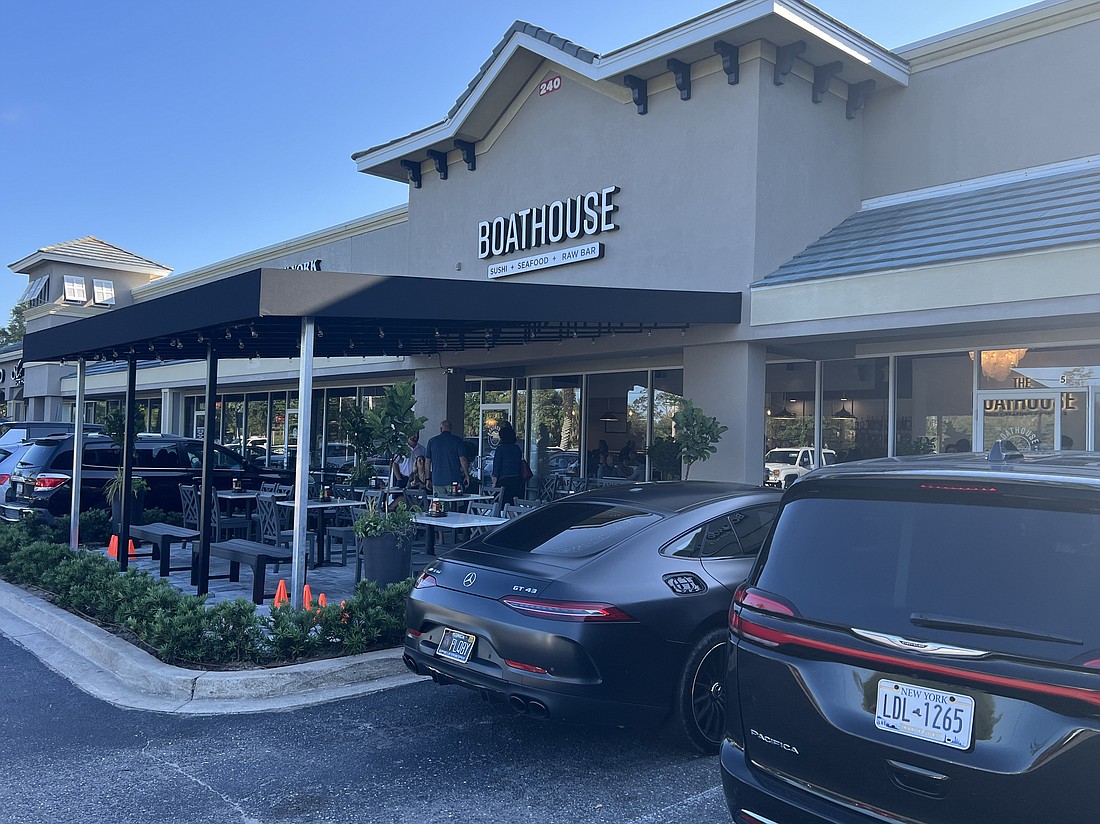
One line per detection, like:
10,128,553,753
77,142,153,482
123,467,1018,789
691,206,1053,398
437,628,476,664
876,679,975,750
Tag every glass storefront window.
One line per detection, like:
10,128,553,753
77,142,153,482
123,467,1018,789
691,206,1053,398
895,353,974,454
765,362,817,452
822,358,888,460
527,376,582,479
587,371,647,481
651,370,685,481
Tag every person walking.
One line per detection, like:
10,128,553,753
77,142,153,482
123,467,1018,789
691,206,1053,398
425,419,471,491
490,425,524,506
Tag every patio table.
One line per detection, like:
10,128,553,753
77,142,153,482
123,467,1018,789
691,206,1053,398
277,498,361,567
414,511,507,556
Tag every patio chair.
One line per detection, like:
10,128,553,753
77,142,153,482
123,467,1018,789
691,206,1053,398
275,483,294,498
256,493,314,569
474,486,503,517
210,488,252,542
259,481,277,493
466,502,499,537
503,504,529,520
537,474,561,502
323,504,363,568
513,498,541,510
179,484,200,532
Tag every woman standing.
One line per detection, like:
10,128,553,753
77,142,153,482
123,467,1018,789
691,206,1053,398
490,426,524,506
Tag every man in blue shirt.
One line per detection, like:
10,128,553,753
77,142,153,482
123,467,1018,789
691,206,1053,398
425,420,470,491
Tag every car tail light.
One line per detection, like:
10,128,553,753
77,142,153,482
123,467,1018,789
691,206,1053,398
500,596,634,622
406,628,422,638
504,659,549,674
34,474,68,490
730,585,796,646
1084,659,1100,669
0,474,10,486
413,573,437,589
919,483,998,493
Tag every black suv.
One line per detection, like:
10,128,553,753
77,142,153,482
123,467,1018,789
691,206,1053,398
4,433,292,521
722,444,1100,823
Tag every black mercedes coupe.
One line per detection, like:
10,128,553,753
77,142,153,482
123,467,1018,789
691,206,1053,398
403,481,780,752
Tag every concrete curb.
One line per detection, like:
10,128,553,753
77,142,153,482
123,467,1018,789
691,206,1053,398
0,579,425,713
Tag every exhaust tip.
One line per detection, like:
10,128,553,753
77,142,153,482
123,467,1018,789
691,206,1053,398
526,700,550,721
508,695,529,714
402,654,421,675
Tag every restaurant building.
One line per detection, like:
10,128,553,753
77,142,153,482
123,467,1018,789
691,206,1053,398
11,0,1100,484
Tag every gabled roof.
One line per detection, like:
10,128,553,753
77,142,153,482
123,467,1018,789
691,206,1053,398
354,0,909,182
760,160,1100,286
9,236,172,276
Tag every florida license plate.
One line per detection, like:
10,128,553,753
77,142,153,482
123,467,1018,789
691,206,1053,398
876,679,975,750
437,628,476,664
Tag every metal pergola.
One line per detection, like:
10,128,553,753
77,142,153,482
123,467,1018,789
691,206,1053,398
23,268,742,608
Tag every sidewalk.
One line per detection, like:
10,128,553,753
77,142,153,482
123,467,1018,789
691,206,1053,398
0,578,425,714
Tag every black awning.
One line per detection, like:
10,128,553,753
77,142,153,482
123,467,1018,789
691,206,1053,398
23,268,741,362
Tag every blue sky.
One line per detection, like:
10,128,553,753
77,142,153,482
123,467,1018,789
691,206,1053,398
0,0,1039,317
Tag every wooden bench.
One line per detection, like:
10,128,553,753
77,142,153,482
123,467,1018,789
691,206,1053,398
129,522,200,578
209,539,294,604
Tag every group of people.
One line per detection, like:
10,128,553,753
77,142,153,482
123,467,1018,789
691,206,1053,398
388,419,528,508
588,439,644,481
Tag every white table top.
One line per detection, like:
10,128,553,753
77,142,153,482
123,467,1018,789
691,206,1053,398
277,498,362,510
414,512,507,529
217,489,259,500
428,492,496,503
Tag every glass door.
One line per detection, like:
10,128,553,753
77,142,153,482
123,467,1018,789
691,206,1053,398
477,403,511,487
977,393,1060,452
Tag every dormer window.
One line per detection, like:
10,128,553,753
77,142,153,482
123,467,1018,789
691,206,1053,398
92,279,116,305
63,275,88,303
17,276,48,307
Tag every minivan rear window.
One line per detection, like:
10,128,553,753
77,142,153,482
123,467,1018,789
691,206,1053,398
757,491,1100,664
483,502,659,557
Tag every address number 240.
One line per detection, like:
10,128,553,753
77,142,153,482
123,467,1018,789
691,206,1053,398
539,75,562,96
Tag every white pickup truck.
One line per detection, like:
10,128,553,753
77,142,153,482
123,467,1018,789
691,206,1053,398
764,447,837,488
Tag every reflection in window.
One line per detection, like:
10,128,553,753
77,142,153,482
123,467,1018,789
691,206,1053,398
895,354,973,454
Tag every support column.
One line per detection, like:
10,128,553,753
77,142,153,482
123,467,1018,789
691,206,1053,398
291,317,315,610
117,357,138,572
682,341,766,484
413,367,467,434
68,358,86,550
196,343,219,594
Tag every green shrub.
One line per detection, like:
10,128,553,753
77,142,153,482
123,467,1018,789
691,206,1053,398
200,599,266,664
0,520,413,668
78,509,114,546
139,507,184,528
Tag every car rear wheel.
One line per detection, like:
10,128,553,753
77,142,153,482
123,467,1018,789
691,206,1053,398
666,627,727,754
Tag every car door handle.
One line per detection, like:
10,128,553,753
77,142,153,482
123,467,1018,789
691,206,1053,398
886,760,949,799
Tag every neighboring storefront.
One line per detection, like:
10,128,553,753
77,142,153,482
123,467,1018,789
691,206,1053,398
12,0,1100,484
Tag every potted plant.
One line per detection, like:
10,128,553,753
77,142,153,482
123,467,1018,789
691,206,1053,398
353,499,419,586
343,381,427,491
672,400,729,479
105,471,150,531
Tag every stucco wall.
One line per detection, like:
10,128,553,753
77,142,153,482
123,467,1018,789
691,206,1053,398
863,17,1100,198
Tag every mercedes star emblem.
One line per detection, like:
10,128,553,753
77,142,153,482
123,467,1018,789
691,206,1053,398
463,572,477,587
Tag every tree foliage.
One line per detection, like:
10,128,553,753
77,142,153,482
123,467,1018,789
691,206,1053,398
0,304,26,347
673,400,729,479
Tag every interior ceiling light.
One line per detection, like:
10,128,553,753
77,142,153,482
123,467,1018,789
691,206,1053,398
833,399,855,419
970,349,1028,382
599,400,619,423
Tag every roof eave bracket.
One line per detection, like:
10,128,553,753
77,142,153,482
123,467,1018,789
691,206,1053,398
774,40,807,86
454,140,476,171
667,58,691,101
846,80,876,120
812,61,844,104
400,159,422,189
623,74,648,115
427,150,449,181
714,40,740,85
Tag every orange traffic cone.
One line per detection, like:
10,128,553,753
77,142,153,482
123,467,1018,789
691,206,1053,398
107,536,138,559
273,579,289,608
302,583,313,609
317,593,327,608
